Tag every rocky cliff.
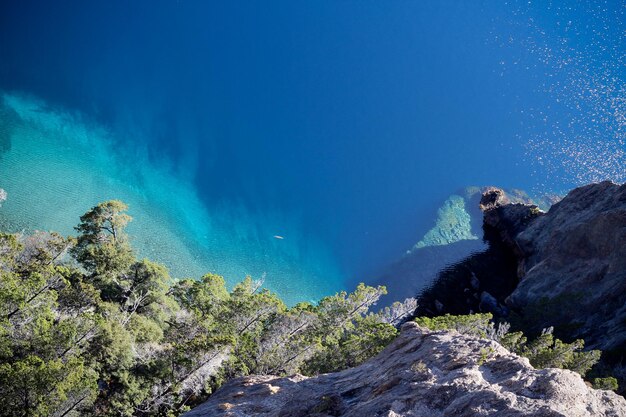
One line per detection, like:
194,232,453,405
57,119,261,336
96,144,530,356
375,187,557,306
418,182,626,356
183,322,626,417
483,181,626,354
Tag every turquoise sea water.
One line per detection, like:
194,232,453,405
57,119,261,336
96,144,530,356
0,93,342,304
0,1,623,304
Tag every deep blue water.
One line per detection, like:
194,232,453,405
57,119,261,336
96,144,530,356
0,1,623,303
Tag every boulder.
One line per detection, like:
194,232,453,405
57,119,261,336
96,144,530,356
183,322,626,417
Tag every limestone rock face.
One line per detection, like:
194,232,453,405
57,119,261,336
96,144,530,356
183,322,626,417
484,181,626,352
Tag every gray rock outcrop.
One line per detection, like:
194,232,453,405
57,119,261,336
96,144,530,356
484,181,626,352
183,322,626,417
374,186,558,306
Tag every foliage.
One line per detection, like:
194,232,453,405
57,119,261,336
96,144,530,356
415,314,602,378
414,313,494,338
0,231,99,416
502,327,601,377
379,297,417,327
0,200,396,416
302,308,398,375
593,377,619,391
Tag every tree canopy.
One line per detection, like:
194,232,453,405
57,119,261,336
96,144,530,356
0,201,400,416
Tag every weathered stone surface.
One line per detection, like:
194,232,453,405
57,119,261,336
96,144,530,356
184,322,625,417
483,181,626,352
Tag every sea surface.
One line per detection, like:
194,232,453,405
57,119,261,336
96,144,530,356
0,1,623,304
0,93,341,304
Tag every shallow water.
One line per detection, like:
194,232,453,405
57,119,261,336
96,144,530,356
0,93,342,304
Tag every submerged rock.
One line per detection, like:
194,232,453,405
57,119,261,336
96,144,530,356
375,186,556,306
376,239,486,307
413,194,478,249
184,322,626,417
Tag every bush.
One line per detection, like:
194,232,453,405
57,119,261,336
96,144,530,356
593,377,619,391
415,313,602,378
414,313,493,337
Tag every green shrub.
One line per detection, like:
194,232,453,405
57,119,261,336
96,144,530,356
414,313,493,337
415,314,601,378
593,377,619,391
